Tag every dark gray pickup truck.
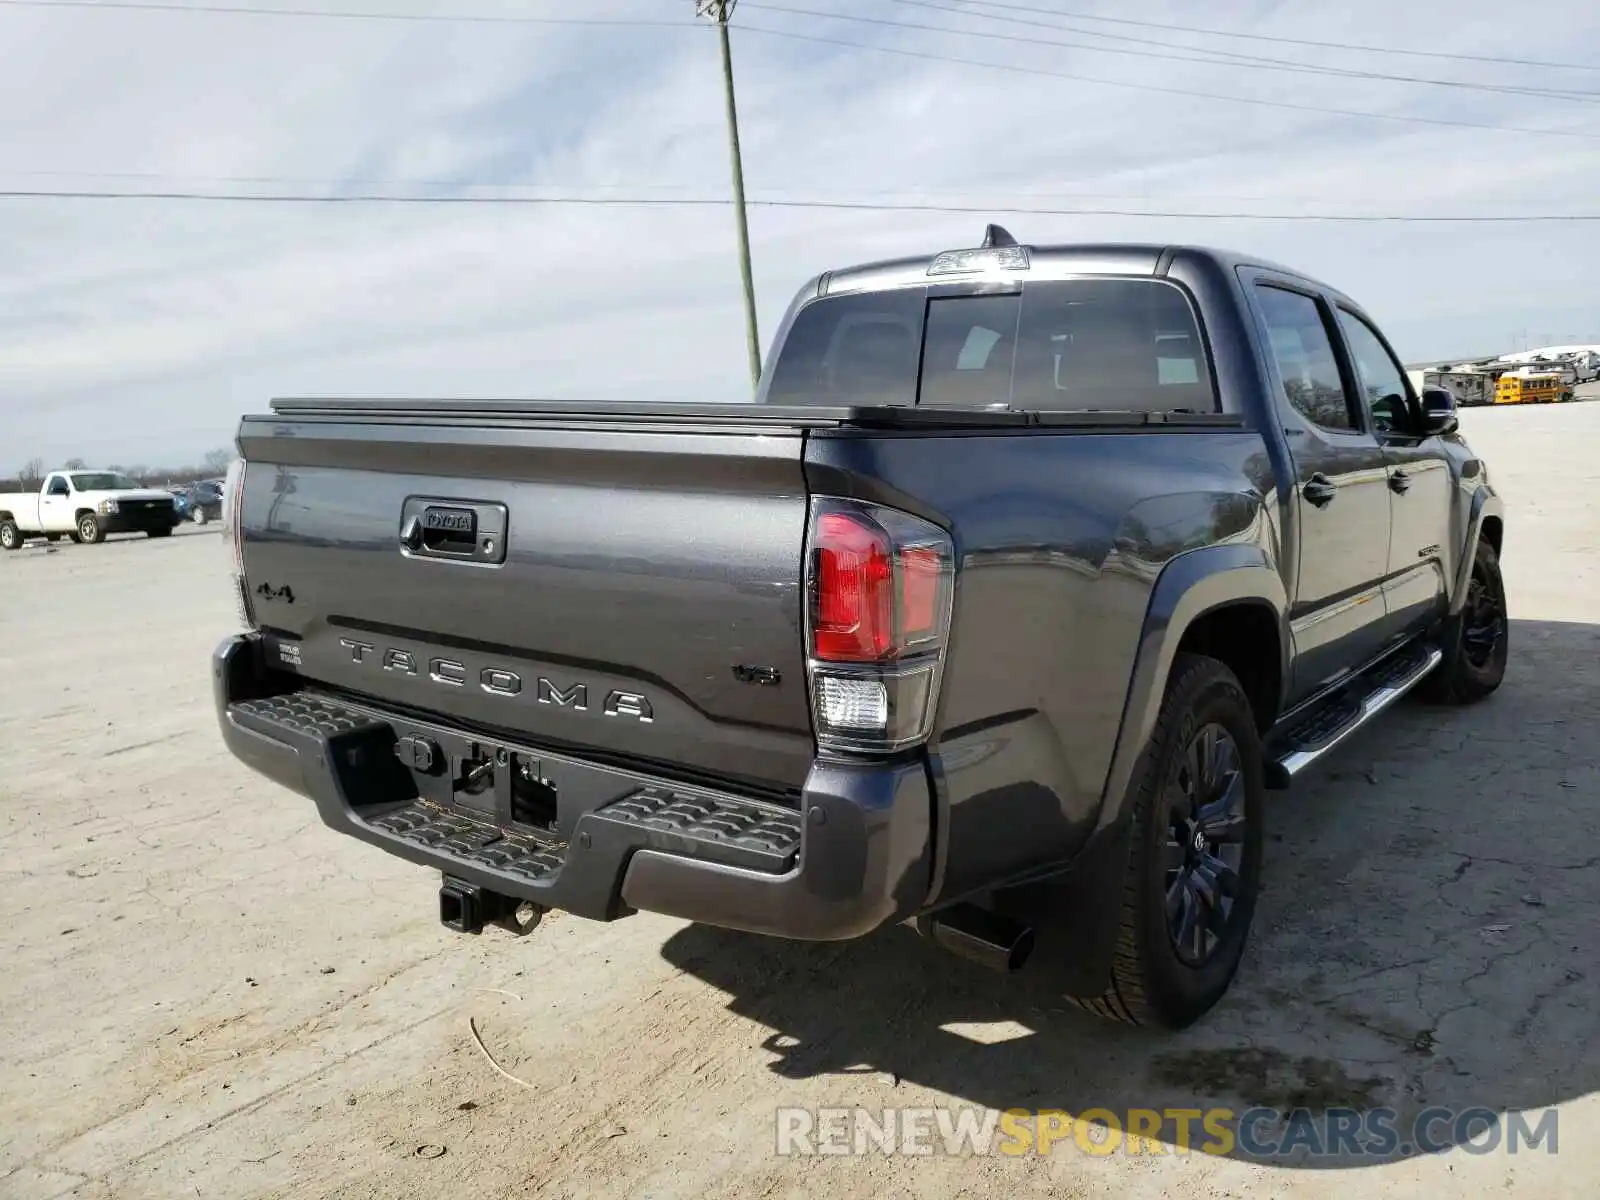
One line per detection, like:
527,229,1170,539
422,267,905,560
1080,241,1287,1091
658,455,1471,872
212,228,1506,1029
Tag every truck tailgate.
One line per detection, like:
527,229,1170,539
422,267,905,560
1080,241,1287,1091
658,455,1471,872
235,410,818,794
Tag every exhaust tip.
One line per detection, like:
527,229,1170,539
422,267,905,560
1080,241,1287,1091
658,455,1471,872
918,904,1036,973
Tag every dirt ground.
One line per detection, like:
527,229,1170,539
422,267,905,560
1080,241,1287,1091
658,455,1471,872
3,402,1597,1199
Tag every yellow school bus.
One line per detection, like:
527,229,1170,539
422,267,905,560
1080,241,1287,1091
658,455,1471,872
1494,372,1568,404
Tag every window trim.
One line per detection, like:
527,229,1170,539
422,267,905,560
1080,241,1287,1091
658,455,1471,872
1251,278,1367,437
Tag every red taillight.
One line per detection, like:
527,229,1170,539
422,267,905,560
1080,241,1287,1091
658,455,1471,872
813,512,895,662
804,498,955,753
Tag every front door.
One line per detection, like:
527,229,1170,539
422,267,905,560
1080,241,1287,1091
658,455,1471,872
1250,281,1394,703
1334,307,1454,639
39,474,75,533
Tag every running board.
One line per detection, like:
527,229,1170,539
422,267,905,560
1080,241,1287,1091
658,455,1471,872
1265,643,1443,788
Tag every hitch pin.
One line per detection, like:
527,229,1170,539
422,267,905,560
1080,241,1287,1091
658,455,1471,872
460,758,495,788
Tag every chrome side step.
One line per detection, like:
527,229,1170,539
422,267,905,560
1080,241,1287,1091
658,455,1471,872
1266,644,1443,787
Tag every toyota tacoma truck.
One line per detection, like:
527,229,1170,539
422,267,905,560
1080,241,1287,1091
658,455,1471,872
1,469,181,549
211,229,1506,1029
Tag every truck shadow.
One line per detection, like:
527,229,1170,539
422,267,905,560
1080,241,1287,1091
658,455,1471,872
659,618,1598,1168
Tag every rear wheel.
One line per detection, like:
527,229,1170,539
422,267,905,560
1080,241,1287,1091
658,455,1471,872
1073,654,1265,1029
0,521,22,551
77,514,104,545
1418,538,1507,705
192,506,210,525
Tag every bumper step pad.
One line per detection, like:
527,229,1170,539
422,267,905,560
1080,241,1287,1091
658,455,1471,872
595,787,802,874
369,803,568,884
230,693,385,741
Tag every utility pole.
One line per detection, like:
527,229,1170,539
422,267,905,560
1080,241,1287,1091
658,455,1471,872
697,0,761,391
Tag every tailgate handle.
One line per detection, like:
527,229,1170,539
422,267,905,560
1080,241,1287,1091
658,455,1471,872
398,497,509,566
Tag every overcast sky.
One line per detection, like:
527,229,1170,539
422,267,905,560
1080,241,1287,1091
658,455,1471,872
1,0,1596,469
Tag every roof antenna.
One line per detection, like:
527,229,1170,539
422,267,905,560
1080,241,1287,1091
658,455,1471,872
981,223,1018,248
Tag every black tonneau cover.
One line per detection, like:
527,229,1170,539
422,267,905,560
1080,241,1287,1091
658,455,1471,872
269,397,1243,430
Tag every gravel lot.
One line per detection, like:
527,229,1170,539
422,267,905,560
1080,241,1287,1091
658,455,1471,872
3,401,1597,1199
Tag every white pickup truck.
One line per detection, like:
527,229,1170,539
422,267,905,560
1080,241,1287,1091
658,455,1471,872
0,469,181,550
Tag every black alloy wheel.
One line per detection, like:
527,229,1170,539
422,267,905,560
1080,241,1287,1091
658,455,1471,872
1164,723,1248,968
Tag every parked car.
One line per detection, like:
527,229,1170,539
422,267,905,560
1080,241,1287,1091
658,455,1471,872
210,230,1506,1029
181,481,224,525
1,469,181,548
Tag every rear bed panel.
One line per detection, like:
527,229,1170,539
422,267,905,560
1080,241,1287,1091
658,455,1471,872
236,418,816,794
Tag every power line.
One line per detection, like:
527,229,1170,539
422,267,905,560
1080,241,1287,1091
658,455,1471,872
0,0,696,27
4,188,1599,220
869,0,1600,102
18,168,1565,208
937,0,1600,74
19,0,1595,130
738,23,1600,140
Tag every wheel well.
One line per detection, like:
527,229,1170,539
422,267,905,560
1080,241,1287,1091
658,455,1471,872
1175,602,1282,733
1479,515,1503,558
75,507,94,520
0,510,14,523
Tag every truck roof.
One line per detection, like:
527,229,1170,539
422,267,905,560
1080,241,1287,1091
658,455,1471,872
814,235,1326,299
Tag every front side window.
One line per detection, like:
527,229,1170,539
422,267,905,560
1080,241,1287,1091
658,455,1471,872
1255,286,1356,432
46,475,69,496
1336,309,1411,434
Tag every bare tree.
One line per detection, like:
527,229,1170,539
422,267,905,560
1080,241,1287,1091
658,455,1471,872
19,457,44,488
63,457,87,470
201,448,233,475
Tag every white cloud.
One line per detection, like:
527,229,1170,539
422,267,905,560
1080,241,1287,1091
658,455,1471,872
1,0,1597,467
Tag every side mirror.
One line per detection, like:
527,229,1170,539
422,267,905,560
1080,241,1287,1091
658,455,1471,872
1420,385,1458,436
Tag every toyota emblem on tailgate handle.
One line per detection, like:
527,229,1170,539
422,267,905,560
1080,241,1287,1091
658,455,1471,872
397,497,509,567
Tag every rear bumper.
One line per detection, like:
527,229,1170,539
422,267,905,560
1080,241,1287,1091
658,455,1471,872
212,634,932,940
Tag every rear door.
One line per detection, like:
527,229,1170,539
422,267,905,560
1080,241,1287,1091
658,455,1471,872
1248,279,1394,702
1332,307,1454,639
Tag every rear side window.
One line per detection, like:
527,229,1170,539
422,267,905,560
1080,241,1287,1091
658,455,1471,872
763,288,925,407
1255,285,1357,432
765,278,1215,413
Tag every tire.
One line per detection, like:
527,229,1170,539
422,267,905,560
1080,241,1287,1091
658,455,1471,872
77,513,104,545
192,506,210,526
0,520,21,551
1072,654,1266,1029
1417,538,1507,705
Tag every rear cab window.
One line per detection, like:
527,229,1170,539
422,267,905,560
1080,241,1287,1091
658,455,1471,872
763,278,1217,414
